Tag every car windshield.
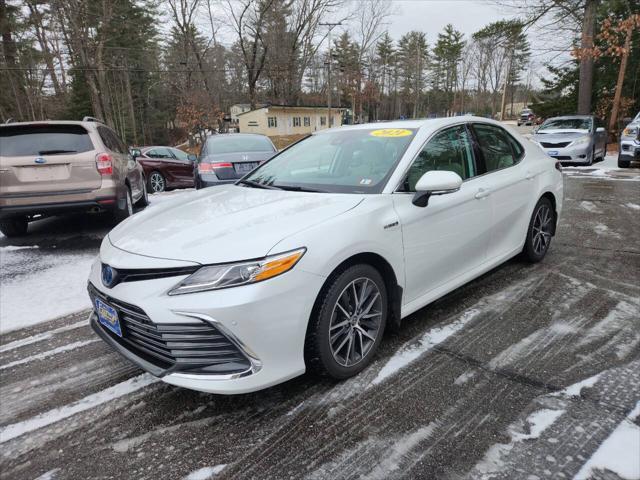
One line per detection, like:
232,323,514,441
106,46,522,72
539,118,592,132
242,128,417,194
205,136,273,155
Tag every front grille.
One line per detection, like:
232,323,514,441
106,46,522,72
541,141,570,148
550,155,572,161
88,284,251,375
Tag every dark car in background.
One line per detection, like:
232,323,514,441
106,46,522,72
131,146,196,193
196,134,277,188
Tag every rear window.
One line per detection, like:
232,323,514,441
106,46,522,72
204,136,274,155
0,124,94,156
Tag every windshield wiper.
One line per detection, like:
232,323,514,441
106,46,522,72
238,179,282,190
37,149,77,155
274,185,328,193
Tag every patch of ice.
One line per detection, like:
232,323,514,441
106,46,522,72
579,201,602,214
0,251,95,334
624,202,640,210
0,319,88,353
578,300,638,347
0,339,98,370
366,424,436,479
0,374,157,443
33,468,60,480
573,402,640,480
371,308,480,386
184,465,226,480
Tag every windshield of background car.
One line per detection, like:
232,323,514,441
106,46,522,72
0,124,94,156
539,118,592,131
205,136,274,155
243,128,417,194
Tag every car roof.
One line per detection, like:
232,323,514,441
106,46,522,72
544,115,594,120
0,120,103,129
314,116,506,135
206,133,270,139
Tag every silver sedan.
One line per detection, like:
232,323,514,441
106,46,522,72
531,115,607,165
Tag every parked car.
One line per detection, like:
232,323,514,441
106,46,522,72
531,115,607,165
618,111,640,168
88,117,563,394
195,133,277,188
0,118,147,237
131,146,197,193
517,108,537,126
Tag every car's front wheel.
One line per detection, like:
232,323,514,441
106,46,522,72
305,264,387,379
618,156,631,168
149,171,166,193
523,197,554,263
0,216,28,237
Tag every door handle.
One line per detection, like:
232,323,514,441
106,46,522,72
475,188,491,199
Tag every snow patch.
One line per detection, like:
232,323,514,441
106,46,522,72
183,465,226,480
579,201,602,214
624,202,640,210
0,245,39,251
557,373,602,398
0,319,88,353
371,308,480,386
512,409,564,441
574,402,640,480
0,374,157,443
454,370,476,385
33,469,60,480
0,339,98,370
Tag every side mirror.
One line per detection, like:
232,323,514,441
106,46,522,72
188,153,197,162
130,148,141,159
412,171,463,207
596,127,606,133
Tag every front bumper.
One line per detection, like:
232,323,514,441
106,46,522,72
538,143,592,163
619,139,640,160
196,173,237,189
88,251,325,394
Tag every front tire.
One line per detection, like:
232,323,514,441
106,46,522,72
148,171,166,193
305,264,387,379
523,197,554,263
618,156,631,168
0,216,28,237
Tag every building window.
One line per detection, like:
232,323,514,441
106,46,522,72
268,117,277,128
293,117,301,127
320,116,326,126
303,117,310,127
329,116,334,126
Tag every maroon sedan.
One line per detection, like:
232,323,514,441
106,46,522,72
131,146,196,193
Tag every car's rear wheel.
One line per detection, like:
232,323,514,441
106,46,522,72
305,264,387,379
149,171,165,193
523,197,554,263
113,186,133,224
0,216,28,237
136,179,149,207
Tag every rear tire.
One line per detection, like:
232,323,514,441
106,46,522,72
113,186,133,224
305,264,387,379
0,216,28,237
523,197,554,263
136,179,149,207
148,171,165,193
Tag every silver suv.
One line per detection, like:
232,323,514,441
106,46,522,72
618,112,640,168
0,118,148,237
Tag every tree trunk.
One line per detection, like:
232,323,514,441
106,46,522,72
608,23,633,136
577,0,598,115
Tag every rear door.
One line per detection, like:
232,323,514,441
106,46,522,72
0,123,101,196
169,148,196,183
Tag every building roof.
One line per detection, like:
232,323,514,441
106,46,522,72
237,104,345,117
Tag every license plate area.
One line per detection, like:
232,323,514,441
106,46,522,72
547,150,559,156
15,164,70,182
95,298,123,337
234,162,259,174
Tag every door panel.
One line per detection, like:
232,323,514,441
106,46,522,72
393,180,493,304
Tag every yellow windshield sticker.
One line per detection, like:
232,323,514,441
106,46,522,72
369,128,413,138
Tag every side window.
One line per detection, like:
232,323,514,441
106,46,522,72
472,124,516,172
147,148,173,159
402,125,476,192
97,126,115,152
171,148,189,161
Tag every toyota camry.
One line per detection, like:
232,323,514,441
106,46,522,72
88,117,563,394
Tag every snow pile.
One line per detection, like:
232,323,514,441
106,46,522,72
574,402,640,480
183,465,226,480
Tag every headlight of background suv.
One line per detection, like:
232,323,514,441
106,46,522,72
570,136,591,147
622,127,638,138
168,248,306,295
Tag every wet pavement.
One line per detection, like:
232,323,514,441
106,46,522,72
1,174,639,480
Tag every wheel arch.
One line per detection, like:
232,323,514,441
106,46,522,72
311,252,403,332
540,191,558,235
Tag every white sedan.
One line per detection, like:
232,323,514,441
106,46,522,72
88,118,563,394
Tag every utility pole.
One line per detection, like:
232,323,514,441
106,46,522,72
500,51,513,121
320,22,342,128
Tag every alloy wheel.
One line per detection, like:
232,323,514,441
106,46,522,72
532,204,552,256
329,277,383,367
150,173,165,193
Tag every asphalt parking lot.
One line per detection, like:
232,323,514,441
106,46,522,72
1,165,639,479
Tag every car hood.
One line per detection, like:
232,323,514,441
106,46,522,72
108,185,364,265
533,131,590,143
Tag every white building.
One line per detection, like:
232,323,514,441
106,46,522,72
237,105,343,136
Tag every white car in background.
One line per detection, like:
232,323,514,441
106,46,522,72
88,117,563,394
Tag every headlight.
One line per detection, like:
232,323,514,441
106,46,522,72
570,136,591,146
622,127,638,138
168,248,306,295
